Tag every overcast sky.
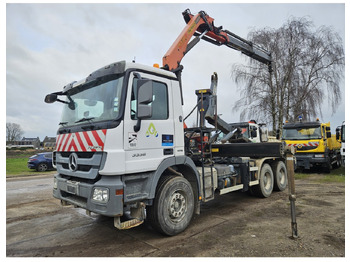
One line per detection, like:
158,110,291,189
5,1,347,140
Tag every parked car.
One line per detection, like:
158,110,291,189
27,152,54,172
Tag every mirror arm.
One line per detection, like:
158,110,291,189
55,95,75,110
56,98,69,104
55,98,75,110
134,119,142,132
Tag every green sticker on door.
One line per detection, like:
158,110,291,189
146,123,158,137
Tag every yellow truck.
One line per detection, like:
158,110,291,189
280,120,341,172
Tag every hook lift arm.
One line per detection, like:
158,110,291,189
162,9,273,72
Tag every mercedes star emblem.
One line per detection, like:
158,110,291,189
69,153,78,172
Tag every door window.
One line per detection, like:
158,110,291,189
131,78,168,120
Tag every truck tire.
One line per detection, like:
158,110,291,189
332,154,341,169
250,163,274,198
147,175,194,236
272,161,288,191
324,159,331,173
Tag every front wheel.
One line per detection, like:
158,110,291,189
324,159,331,173
147,175,194,236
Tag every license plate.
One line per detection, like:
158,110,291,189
66,181,79,195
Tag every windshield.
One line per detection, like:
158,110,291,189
60,75,124,127
240,126,250,139
282,127,322,140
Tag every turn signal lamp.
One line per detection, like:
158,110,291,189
115,189,124,196
153,63,160,68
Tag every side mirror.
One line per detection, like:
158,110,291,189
336,132,340,140
336,126,341,140
276,129,280,140
134,79,153,132
44,93,57,103
137,79,153,119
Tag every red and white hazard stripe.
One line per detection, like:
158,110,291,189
308,142,319,147
287,142,319,148
56,130,107,152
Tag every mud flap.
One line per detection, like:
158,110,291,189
232,158,250,192
240,164,250,192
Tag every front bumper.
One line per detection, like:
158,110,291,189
53,173,124,217
295,154,328,169
27,163,36,169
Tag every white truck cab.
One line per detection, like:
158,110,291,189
48,61,202,235
217,121,269,143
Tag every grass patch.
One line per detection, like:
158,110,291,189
317,175,345,183
6,157,34,175
295,166,345,183
294,173,309,180
317,166,345,183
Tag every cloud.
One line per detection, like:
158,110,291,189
6,3,345,139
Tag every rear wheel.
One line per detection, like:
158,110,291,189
147,175,194,236
251,163,274,198
272,161,288,191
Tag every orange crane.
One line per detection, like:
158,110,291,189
162,9,273,72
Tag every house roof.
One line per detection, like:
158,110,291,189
43,136,56,142
21,137,40,141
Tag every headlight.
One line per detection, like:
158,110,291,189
53,178,58,189
92,187,109,203
314,154,325,158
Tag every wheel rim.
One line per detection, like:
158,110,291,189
263,172,272,190
38,163,47,172
278,168,286,185
168,190,187,222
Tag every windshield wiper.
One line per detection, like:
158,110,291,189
75,117,95,124
59,121,68,126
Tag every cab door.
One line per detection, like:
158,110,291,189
123,71,175,174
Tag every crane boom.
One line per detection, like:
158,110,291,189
162,9,272,72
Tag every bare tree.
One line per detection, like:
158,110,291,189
232,17,344,134
6,122,24,142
